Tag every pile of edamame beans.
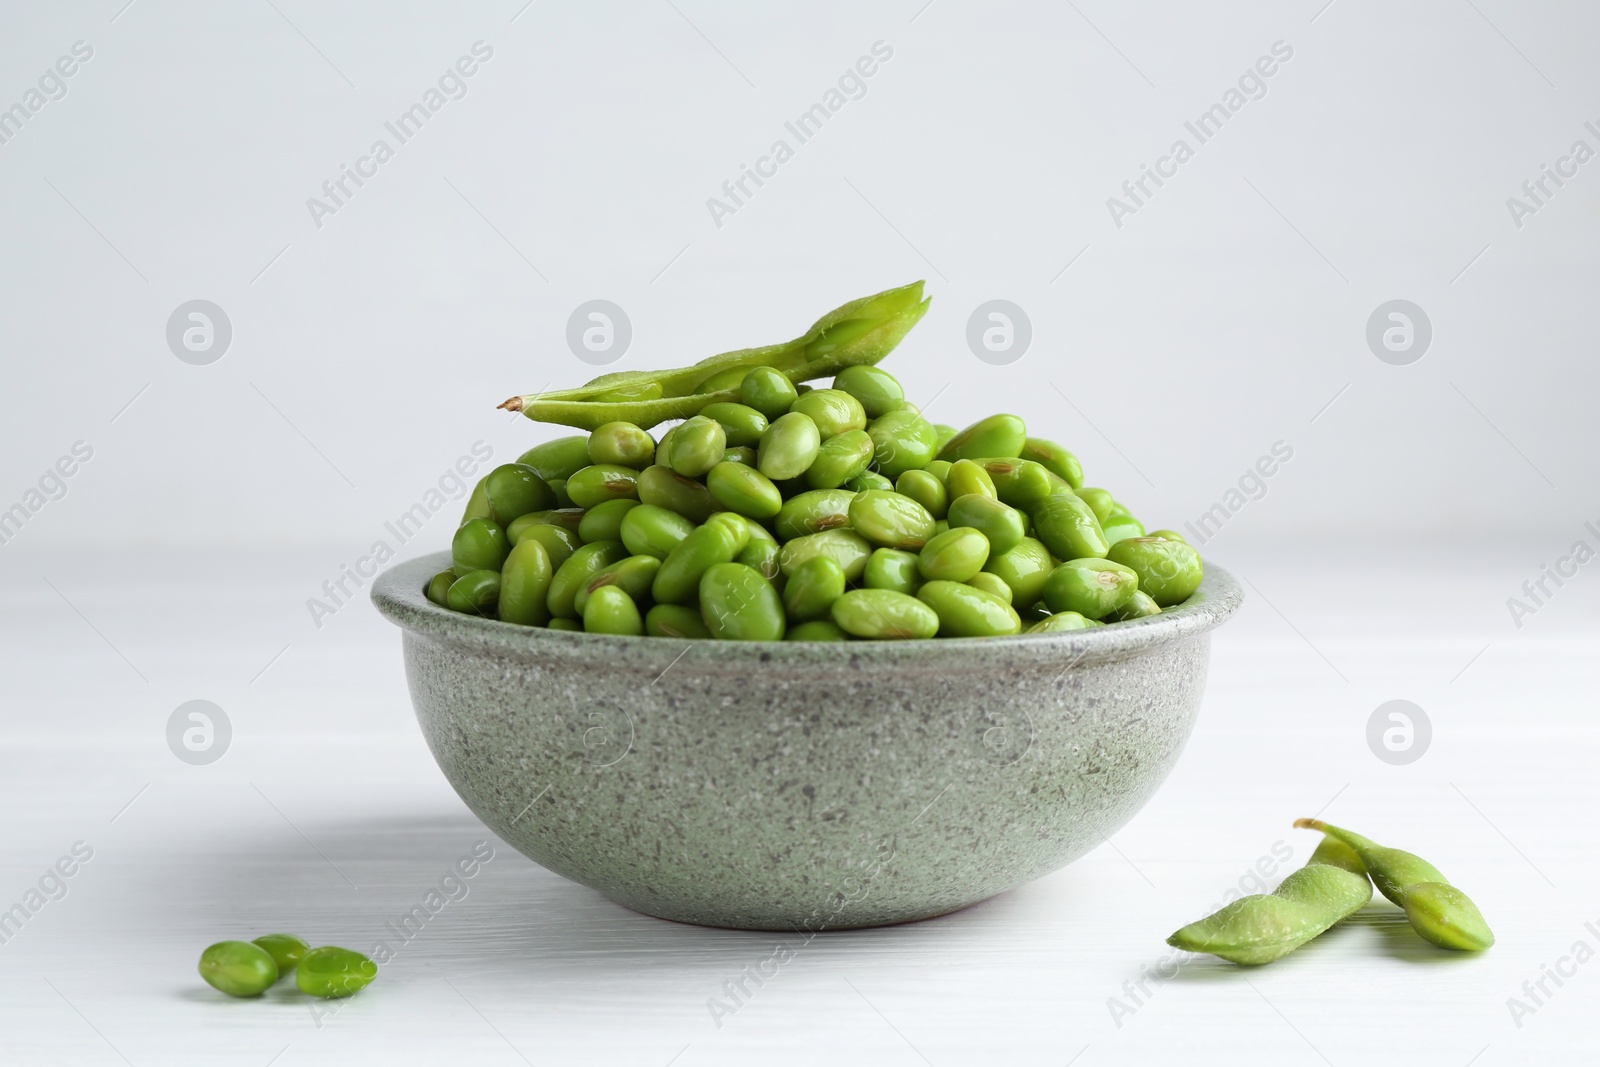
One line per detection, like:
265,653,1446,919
197,934,377,998
432,360,1203,640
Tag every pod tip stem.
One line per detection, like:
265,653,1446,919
498,396,525,413
1293,818,1324,831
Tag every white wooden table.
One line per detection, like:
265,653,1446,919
1,546,1594,1065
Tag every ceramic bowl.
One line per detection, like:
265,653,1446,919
372,551,1242,930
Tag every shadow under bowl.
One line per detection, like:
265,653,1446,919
372,551,1242,931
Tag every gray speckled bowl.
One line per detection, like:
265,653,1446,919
373,552,1241,931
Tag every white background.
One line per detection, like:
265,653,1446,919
1,1,1597,1064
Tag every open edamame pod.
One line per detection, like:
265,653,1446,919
499,282,930,430
1294,818,1494,951
1166,841,1373,965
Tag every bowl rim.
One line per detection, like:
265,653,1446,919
371,550,1244,667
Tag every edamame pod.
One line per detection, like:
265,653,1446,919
1166,855,1373,965
1294,819,1494,951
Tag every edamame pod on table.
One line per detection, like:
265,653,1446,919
1166,849,1373,966
1294,819,1494,951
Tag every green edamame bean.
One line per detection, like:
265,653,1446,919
738,521,784,586
565,463,640,509
518,523,581,571
198,941,279,997
758,411,822,480
844,470,894,493
1101,512,1145,545
1105,590,1161,621
791,389,867,438
945,459,997,501
918,527,991,582
447,569,501,616
966,571,1013,604
866,408,940,479
296,946,378,999
946,494,1025,557
739,365,799,420
831,589,939,639
547,618,582,631
548,478,573,508
652,519,747,605
1020,438,1084,490
1027,611,1096,633
849,489,936,550
547,541,627,619
695,364,747,394
706,460,782,519
937,414,1027,461
577,498,640,544
425,570,455,607
932,423,957,450
1148,528,1186,543
636,464,717,523
1166,853,1373,965
786,619,850,641
775,488,856,540
1294,819,1494,951
833,365,905,419
252,933,309,972
498,539,555,626
452,518,509,577
699,562,785,640
895,469,948,519
1042,558,1140,618
1032,492,1110,561
1076,487,1118,524
583,585,644,635
863,547,921,595
460,478,493,524
587,422,656,469
506,508,584,544
663,415,726,478
805,429,876,489
483,463,557,525
782,556,846,622
517,435,593,482
1105,536,1202,606
698,402,769,448
981,459,1057,510
573,554,661,616
620,503,697,559
777,528,873,582
722,445,757,466
923,459,952,484
982,537,1055,606
645,603,712,639
917,580,1021,637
